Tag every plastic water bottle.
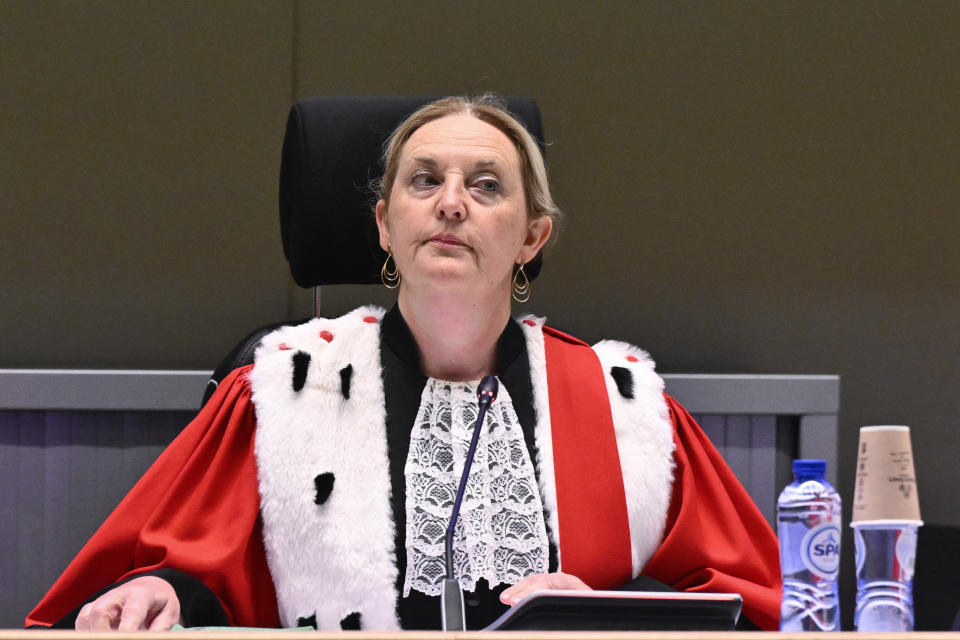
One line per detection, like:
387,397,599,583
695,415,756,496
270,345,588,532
777,459,841,631
853,523,917,631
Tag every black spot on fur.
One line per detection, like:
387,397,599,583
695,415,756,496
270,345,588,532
340,612,361,630
292,351,311,392
314,472,335,505
339,364,353,400
610,366,635,399
296,614,317,630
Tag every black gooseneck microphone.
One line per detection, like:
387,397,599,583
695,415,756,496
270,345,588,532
441,375,499,632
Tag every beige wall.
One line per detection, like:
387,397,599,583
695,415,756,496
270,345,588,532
3,0,959,619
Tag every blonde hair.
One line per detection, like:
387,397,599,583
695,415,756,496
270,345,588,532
374,95,562,244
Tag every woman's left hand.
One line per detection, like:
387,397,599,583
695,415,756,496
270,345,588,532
499,572,592,606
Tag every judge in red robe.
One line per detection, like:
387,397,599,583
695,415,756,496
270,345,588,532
28,95,780,631
28,305,780,631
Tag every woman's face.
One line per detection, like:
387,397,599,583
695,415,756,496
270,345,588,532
375,114,551,299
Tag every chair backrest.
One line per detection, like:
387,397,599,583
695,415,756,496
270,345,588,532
280,95,546,287
202,95,546,404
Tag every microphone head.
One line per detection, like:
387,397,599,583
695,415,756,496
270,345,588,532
477,375,498,405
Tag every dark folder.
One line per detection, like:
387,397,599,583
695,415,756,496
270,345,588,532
485,589,743,631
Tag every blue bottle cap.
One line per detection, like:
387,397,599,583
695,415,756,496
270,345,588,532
793,458,826,477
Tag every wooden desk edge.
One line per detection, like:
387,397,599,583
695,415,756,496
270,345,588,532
3,633,960,640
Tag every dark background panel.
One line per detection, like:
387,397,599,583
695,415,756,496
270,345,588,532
2,0,958,628
0,1,295,369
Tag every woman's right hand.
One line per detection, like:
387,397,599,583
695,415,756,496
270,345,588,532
75,575,182,631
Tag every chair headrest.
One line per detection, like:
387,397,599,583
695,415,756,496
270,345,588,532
279,95,546,287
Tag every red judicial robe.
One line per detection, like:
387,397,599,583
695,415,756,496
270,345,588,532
27,324,780,630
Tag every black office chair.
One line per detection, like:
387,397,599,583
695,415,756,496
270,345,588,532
202,95,546,405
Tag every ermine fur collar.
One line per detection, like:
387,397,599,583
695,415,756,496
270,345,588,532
249,307,674,630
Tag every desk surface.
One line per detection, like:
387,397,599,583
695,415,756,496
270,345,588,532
3,633,960,640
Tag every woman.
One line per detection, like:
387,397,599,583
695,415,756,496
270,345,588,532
27,96,780,631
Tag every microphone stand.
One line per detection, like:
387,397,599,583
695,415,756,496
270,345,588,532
441,375,498,631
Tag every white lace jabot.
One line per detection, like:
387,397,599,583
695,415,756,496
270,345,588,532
403,378,550,597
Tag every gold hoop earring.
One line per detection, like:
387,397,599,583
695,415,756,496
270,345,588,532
512,258,530,303
381,245,400,289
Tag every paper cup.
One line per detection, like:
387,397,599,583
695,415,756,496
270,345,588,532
851,426,922,525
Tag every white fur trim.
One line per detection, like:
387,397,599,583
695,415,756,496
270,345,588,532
249,306,676,627
250,306,400,631
516,315,563,562
518,316,676,580
592,340,675,577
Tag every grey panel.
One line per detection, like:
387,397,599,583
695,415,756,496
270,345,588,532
663,374,839,415
723,415,752,496
42,412,71,584
698,414,726,453
775,416,800,500
17,411,45,617
749,415,777,527
0,371,839,413
0,370,212,411
0,410,191,629
682,412,822,525
799,414,840,486
666,375,839,525
0,418,19,619
675,413,784,524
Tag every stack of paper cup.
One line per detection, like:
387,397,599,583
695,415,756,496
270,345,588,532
851,425,923,632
